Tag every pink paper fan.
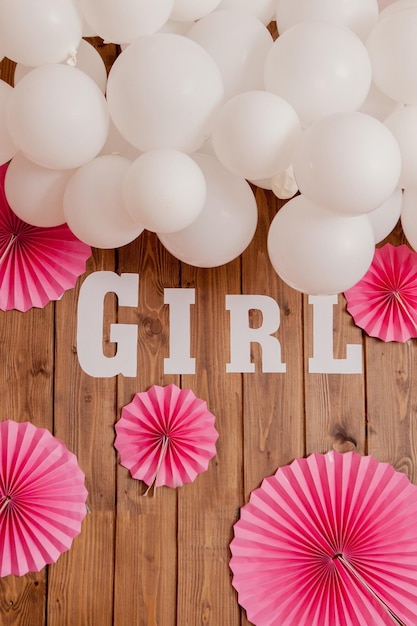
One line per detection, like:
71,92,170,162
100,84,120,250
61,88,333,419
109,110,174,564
0,420,88,577
114,384,219,492
230,450,417,626
344,243,417,342
0,162,92,312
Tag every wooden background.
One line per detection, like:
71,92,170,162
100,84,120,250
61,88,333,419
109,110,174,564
0,42,416,626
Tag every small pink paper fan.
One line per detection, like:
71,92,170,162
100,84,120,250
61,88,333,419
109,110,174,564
0,162,91,312
230,450,417,626
115,384,219,493
344,243,417,342
0,419,88,577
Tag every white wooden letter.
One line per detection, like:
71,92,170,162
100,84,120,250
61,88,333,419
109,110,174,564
308,294,362,374
77,272,139,377
226,295,286,373
164,288,196,374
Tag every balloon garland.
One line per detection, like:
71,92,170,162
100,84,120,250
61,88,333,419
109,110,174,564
0,0,411,295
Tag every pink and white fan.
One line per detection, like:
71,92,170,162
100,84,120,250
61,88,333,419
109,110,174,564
0,420,88,577
0,162,91,312
115,384,219,494
230,450,417,626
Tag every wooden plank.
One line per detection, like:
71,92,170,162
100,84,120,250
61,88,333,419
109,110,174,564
241,189,305,499
365,225,417,477
114,233,180,626
178,259,243,626
48,249,117,626
304,293,366,456
239,189,305,626
0,305,54,626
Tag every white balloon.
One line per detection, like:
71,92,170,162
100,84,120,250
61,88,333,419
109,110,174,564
14,39,108,94
63,155,144,249
0,0,83,66
384,106,417,189
187,10,273,100
157,19,194,35
367,187,402,243
367,8,417,103
292,112,401,215
4,152,71,227
379,0,417,18
123,150,207,233
276,0,379,41
7,64,109,170
264,21,372,127
271,166,299,200
216,0,277,25
106,34,224,153
401,188,417,250
359,81,402,121
99,118,141,161
0,80,17,165
211,90,301,180
158,153,257,267
267,194,375,295
79,0,174,43
170,0,222,22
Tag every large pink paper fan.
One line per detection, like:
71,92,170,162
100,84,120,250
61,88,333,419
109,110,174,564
0,420,88,577
230,450,417,626
0,162,92,312
114,384,219,491
344,243,417,342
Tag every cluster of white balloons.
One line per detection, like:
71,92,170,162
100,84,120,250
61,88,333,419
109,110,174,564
0,0,414,294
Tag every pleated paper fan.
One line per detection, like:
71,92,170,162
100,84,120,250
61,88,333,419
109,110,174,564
344,243,417,342
0,162,92,312
230,450,417,626
0,420,88,577
115,384,219,493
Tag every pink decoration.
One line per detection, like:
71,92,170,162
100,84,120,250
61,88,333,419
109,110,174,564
0,420,88,577
344,243,417,342
115,384,219,493
230,450,417,626
0,162,91,312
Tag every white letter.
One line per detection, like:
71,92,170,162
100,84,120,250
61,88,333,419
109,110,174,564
77,272,139,377
226,295,286,373
164,288,196,374
308,295,362,374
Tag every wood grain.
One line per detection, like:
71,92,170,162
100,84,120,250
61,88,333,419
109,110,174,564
114,233,180,626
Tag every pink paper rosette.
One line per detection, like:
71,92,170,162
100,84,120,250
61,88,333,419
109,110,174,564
0,162,91,312
0,420,88,577
114,384,219,492
230,450,417,626
344,243,417,342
